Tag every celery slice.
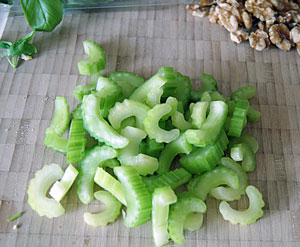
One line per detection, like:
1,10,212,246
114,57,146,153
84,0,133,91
190,73,218,101
72,103,82,119
219,185,264,225
152,186,177,246
191,101,209,129
229,133,259,154
49,164,78,202
200,91,212,102
171,111,192,131
231,143,256,172
232,86,256,101
184,213,204,232
103,159,120,169
73,80,97,101
161,97,178,120
247,105,261,122
84,190,122,227
27,164,65,218
114,166,152,227
44,129,68,154
228,99,249,138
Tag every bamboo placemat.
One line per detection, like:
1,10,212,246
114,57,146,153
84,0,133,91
0,5,300,247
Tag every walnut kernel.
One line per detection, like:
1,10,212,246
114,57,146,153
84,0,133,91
269,23,292,50
230,30,249,43
249,29,270,51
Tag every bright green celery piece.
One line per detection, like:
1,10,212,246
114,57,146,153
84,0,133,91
231,143,256,172
219,185,264,225
168,195,206,244
161,97,178,121
229,133,259,153
130,73,167,107
147,168,192,193
103,159,120,169
210,157,248,201
44,129,68,154
84,190,122,227
81,94,129,149
157,134,192,175
119,127,158,176
49,96,71,136
94,167,126,205
247,105,261,122
152,186,177,246
185,101,228,147
200,91,211,102
232,86,256,101
108,99,150,130
49,164,78,202
171,111,192,131
184,213,204,232
73,74,99,101
180,130,229,174
190,73,218,101
114,166,152,227
228,99,249,137
210,91,227,101
109,71,144,98
142,137,165,158
77,40,106,75
191,101,209,129
72,103,82,119
27,164,65,218
227,100,235,116
66,119,86,164
189,166,240,201
144,103,180,143
77,146,118,204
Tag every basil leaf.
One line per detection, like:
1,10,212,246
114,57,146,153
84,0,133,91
20,0,63,32
0,41,12,49
9,40,37,57
18,31,35,42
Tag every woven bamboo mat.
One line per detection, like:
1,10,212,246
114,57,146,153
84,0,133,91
0,5,300,247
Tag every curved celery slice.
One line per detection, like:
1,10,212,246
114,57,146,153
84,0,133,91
184,213,204,232
66,119,86,164
228,99,249,138
143,138,165,158
161,97,178,120
200,91,212,102
94,167,126,205
49,96,71,136
219,185,264,225
114,166,152,227
190,166,239,201
77,146,118,204
119,126,158,175
81,94,128,149
185,101,228,147
44,129,68,154
232,86,256,101
247,105,261,122
229,133,259,153
180,130,229,174
171,111,192,131
103,159,120,169
152,186,177,246
190,73,218,101
210,91,227,101
77,40,106,75
49,164,78,202
157,134,192,174
144,103,180,143
210,157,248,201
168,196,206,244
108,99,150,130
84,190,122,227
72,103,82,119
231,143,256,172
191,101,209,129
110,71,144,98
27,164,65,218
73,79,97,101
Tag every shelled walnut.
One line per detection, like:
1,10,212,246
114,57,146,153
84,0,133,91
269,23,292,50
290,26,300,55
249,29,270,50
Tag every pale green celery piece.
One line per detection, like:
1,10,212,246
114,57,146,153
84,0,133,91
231,143,256,172
94,167,126,205
152,186,177,246
144,103,180,143
219,185,264,225
49,164,78,202
184,213,204,232
49,96,71,136
114,166,152,227
119,126,158,175
200,91,211,102
77,146,118,204
146,87,164,107
44,129,68,154
161,97,178,121
185,101,228,147
247,105,261,122
210,157,248,201
27,164,65,218
210,91,227,101
191,101,209,129
168,196,206,244
190,166,240,201
171,111,192,131
157,134,193,175
130,73,167,106
73,81,97,101
77,40,106,75
102,159,120,169
84,190,122,227
108,99,150,130
81,94,128,149
229,133,259,153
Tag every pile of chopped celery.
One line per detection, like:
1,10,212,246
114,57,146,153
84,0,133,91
27,40,265,246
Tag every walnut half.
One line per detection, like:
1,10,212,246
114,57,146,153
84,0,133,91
290,26,300,55
230,30,249,43
249,29,270,51
269,23,292,51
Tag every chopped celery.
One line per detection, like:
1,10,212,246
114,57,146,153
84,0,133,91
49,164,78,202
78,40,106,75
232,86,256,101
210,91,227,101
229,133,259,153
44,129,68,154
185,101,228,147
72,103,82,119
184,213,203,232
161,97,178,120
247,106,261,122
231,143,256,172
190,73,218,101
152,186,177,246
84,190,122,227
103,159,120,169
171,111,192,131
94,167,126,205
144,138,164,158
200,91,212,102
228,99,249,137
119,116,136,130
73,80,97,101
219,185,264,225
191,101,209,129
114,166,152,227
27,164,65,218
81,94,129,149
77,146,118,204
144,103,180,143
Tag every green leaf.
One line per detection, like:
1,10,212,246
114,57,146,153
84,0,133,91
18,31,35,42
21,0,63,32
0,41,12,49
